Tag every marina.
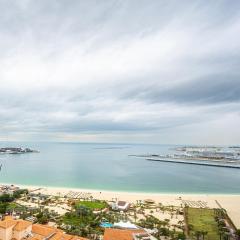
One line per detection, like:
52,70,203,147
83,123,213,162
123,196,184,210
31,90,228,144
0,147,39,154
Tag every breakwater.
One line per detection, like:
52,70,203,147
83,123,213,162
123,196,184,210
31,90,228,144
146,158,240,169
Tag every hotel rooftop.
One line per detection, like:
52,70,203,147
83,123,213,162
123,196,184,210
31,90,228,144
0,216,88,240
103,228,156,240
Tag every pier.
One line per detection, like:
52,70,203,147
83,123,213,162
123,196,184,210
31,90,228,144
146,158,240,169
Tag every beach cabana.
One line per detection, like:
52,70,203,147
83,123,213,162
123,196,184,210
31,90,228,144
111,200,130,211
113,221,139,229
144,199,155,204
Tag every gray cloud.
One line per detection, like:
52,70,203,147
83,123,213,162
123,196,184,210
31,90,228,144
123,74,240,105
0,0,240,144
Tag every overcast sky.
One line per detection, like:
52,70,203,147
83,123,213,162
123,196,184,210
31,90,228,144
0,0,240,144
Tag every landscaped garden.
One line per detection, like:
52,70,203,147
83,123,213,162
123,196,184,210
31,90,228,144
75,200,108,210
186,208,219,240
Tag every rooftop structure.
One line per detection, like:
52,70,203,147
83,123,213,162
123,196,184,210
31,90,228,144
113,221,139,229
103,228,146,240
0,217,88,240
111,201,130,211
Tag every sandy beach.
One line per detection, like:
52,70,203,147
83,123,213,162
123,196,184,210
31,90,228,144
7,183,240,229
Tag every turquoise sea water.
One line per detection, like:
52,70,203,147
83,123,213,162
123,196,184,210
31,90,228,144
0,142,240,194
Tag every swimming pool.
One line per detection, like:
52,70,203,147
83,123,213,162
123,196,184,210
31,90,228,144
100,222,113,228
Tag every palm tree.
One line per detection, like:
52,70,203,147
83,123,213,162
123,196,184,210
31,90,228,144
219,230,224,240
194,231,201,240
133,210,137,223
222,232,230,240
236,229,240,240
177,220,184,231
201,231,208,240
76,205,89,219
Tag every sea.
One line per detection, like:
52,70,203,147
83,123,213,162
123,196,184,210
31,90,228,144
0,141,240,194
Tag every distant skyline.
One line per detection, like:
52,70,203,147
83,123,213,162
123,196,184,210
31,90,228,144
0,0,240,145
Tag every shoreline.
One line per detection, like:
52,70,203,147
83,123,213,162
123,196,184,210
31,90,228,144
1,182,240,196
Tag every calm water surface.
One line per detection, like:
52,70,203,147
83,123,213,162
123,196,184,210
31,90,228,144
0,142,240,194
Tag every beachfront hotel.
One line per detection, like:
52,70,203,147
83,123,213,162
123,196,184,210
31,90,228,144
0,216,155,240
0,217,87,240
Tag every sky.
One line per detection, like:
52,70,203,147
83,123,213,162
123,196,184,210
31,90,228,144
0,0,240,145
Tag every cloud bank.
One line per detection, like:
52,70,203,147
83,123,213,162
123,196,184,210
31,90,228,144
0,0,240,144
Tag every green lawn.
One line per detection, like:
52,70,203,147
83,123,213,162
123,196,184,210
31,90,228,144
187,208,219,240
76,200,108,210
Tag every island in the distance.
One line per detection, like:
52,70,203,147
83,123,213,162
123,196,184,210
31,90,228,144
0,147,39,154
